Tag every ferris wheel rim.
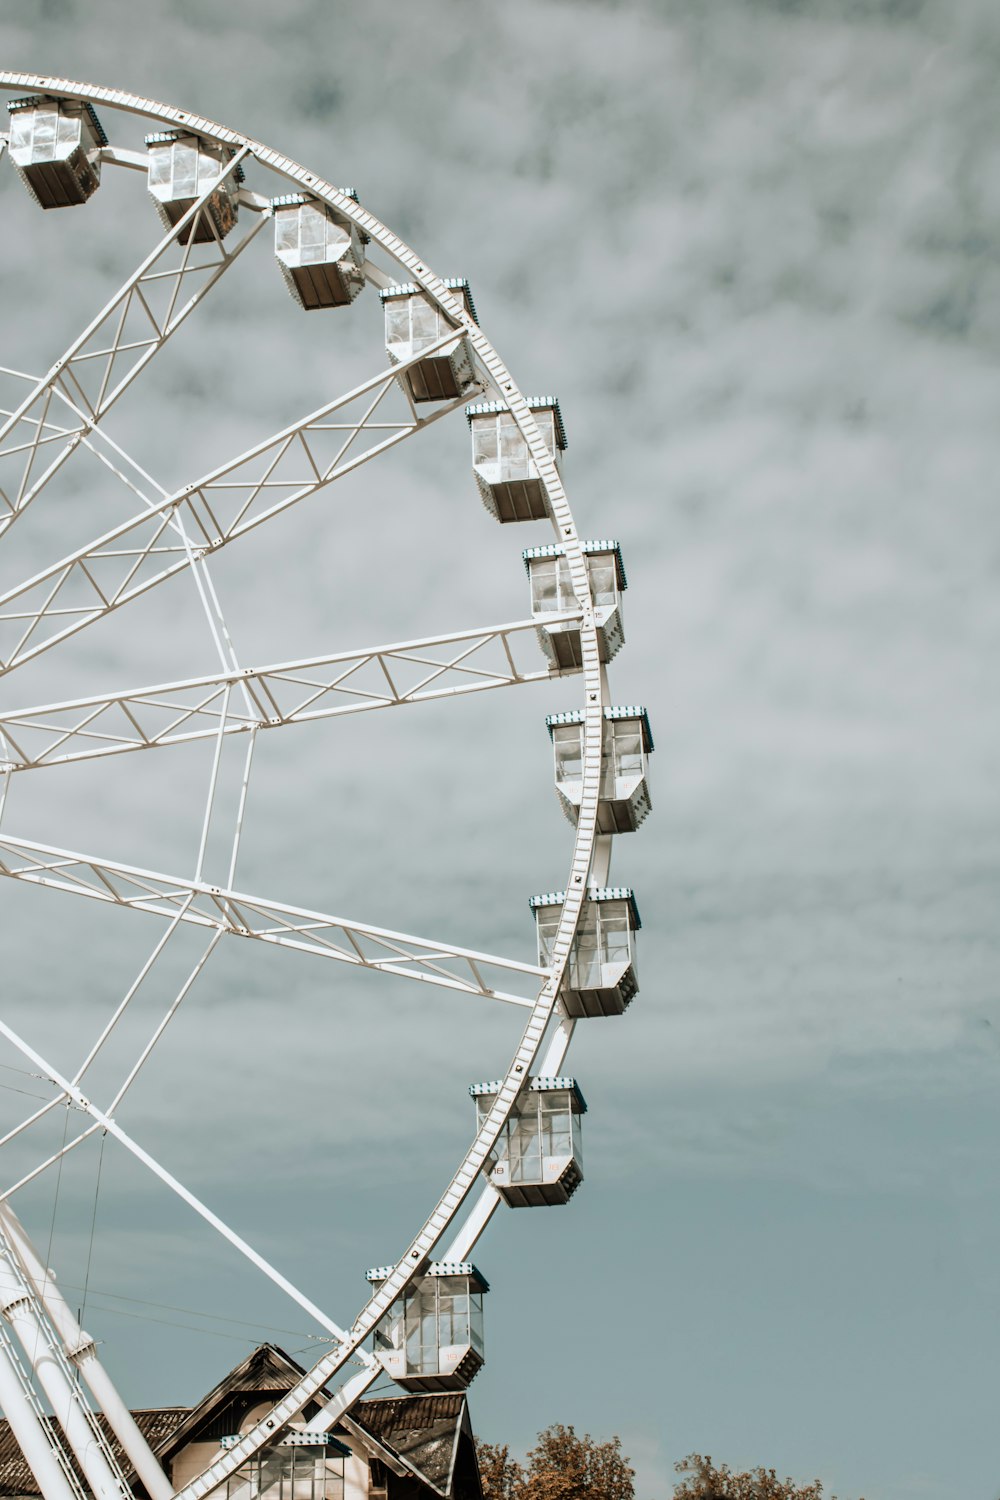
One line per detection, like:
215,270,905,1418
0,71,613,1497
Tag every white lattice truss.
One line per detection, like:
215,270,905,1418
0,614,579,769
0,72,629,1500
0,146,261,539
0,834,546,1005
0,330,475,674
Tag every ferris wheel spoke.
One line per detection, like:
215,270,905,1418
0,614,575,772
0,1014,379,1366
0,76,627,1499
0,835,545,1005
0,383,157,523
0,334,479,676
174,978,566,1497
0,148,261,539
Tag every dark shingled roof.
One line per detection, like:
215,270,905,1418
0,1408,190,1497
352,1396,464,1491
150,1343,317,1466
0,1349,482,1500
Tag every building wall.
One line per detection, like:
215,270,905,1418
167,1432,372,1499
345,1451,371,1500
170,1441,225,1492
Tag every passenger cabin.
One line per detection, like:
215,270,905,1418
530,889,641,1018
523,540,626,670
381,281,479,403
465,398,566,524
368,1263,487,1394
145,131,243,243
272,192,366,309
7,95,107,209
546,707,653,833
0,1343,485,1500
471,1077,585,1206
220,1432,350,1500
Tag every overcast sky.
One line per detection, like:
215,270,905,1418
0,4,999,1499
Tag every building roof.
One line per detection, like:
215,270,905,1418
350,1395,481,1500
0,1408,190,1497
149,1342,333,1464
0,1345,482,1500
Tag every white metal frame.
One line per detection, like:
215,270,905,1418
0,72,628,1500
0,146,261,538
0,614,580,770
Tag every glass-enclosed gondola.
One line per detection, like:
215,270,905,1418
471,1077,586,1206
382,279,479,402
523,539,626,670
7,95,107,209
367,1262,488,1393
145,130,243,243
271,192,366,309
531,888,641,1017
547,707,653,833
466,397,566,522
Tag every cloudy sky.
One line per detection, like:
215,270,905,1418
0,3,998,1498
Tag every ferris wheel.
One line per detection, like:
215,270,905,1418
0,75,653,1500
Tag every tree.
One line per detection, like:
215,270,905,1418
672,1453,865,1500
477,1443,525,1500
477,1425,635,1500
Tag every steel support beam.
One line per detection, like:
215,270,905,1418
0,1324,81,1500
0,1248,128,1500
0,1206,173,1500
0,330,475,676
0,148,260,539
0,614,577,772
0,835,545,1005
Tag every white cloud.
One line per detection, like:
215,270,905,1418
0,6,997,1496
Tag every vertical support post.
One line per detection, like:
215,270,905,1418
0,1207,173,1500
0,1326,79,1500
0,1251,129,1500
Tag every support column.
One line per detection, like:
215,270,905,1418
0,1207,173,1500
0,1252,128,1500
0,1327,79,1500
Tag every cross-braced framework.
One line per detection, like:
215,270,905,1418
0,615,579,769
0,73,644,1500
0,147,261,539
0,333,477,674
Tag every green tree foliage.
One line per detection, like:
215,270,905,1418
672,1453,865,1500
477,1425,635,1500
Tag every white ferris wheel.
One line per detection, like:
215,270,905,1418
0,75,653,1500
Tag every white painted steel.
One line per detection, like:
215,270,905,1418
0,1322,81,1500
0,835,546,1003
0,1016,381,1378
0,615,579,771
0,148,261,539
0,1206,174,1500
0,73,623,1500
0,1245,129,1500
0,333,475,676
